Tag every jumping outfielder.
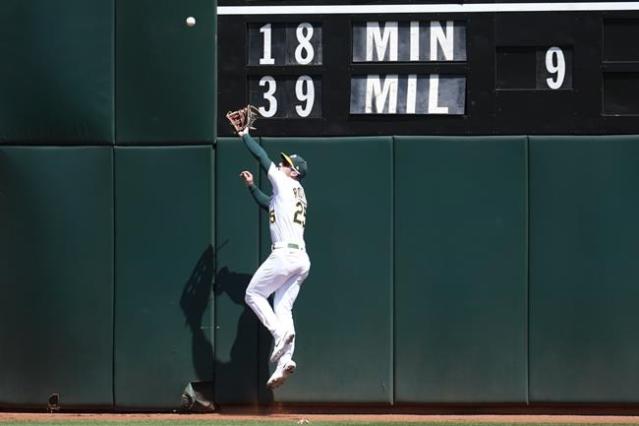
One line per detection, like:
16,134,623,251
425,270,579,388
227,106,310,389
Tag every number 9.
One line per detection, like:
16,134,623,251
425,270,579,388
295,75,315,117
545,46,565,90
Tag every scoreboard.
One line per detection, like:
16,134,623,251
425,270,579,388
217,1,639,136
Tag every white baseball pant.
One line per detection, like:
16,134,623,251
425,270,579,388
245,246,310,365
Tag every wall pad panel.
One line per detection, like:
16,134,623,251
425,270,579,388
529,135,639,402
114,146,213,409
394,136,528,403
214,138,262,404
0,1,113,144
258,137,393,403
116,0,215,144
0,147,113,408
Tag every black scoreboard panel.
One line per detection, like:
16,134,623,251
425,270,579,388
218,2,639,136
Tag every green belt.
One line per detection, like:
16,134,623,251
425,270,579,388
272,243,303,250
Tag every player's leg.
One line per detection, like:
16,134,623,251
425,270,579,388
266,260,310,386
267,274,303,388
272,275,301,363
244,252,289,339
266,270,301,364
272,255,310,364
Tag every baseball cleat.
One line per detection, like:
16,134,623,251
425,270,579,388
270,329,295,364
267,360,296,389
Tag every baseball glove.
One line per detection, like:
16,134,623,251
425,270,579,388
226,105,261,133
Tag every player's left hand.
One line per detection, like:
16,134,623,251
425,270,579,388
239,170,254,186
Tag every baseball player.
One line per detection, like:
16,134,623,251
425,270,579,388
236,124,310,390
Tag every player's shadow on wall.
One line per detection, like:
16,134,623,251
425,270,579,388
180,244,274,408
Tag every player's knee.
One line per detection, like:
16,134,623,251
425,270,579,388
275,306,293,320
244,290,255,307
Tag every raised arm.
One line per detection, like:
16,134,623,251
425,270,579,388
239,130,272,172
239,171,271,211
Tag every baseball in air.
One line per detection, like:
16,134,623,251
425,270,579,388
186,16,196,27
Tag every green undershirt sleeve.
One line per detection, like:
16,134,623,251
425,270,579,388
248,184,271,211
241,133,273,172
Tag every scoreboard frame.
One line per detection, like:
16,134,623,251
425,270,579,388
218,1,639,136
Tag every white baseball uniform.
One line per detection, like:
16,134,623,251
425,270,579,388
244,163,311,366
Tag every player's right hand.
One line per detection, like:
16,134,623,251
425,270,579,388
239,170,254,186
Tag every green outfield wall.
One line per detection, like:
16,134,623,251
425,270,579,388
1,0,639,412
2,136,639,408
0,0,217,410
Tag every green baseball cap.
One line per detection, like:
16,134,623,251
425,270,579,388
281,152,308,179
